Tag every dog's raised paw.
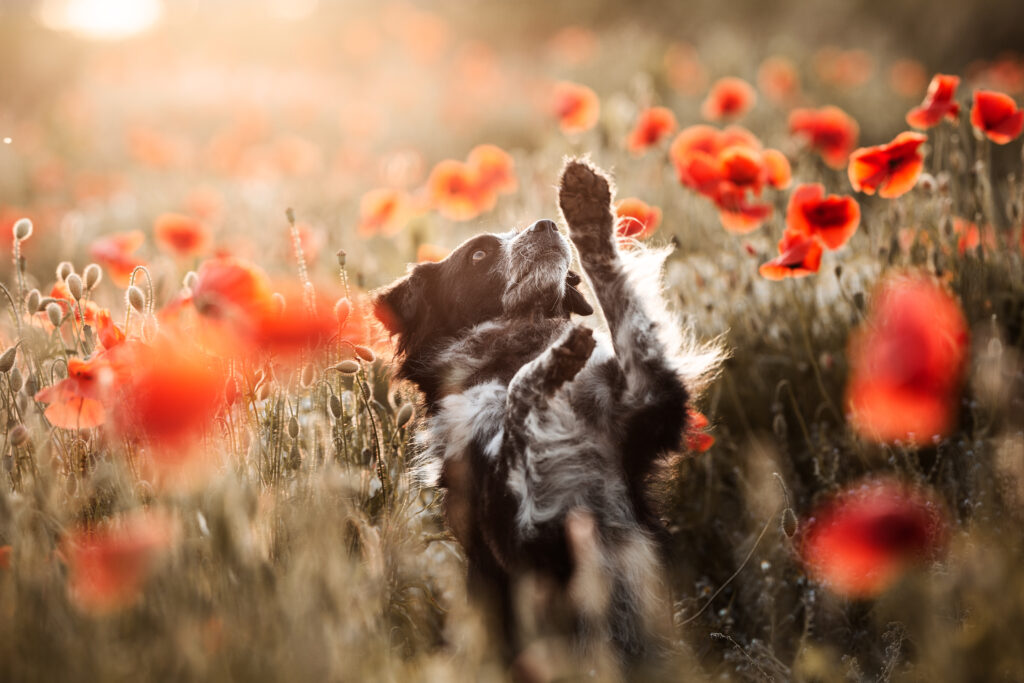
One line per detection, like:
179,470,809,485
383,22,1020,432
548,324,596,388
558,158,614,232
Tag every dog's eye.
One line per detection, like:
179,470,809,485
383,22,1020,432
471,250,487,262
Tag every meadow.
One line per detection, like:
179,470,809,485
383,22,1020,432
2,1,1024,680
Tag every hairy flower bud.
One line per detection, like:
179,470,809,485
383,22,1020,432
395,403,414,429
0,345,17,373
183,271,198,291
10,424,30,448
9,367,23,393
13,218,32,241
333,360,360,374
336,249,347,268
56,261,74,281
127,285,146,312
329,394,343,418
353,345,375,363
334,297,351,328
288,416,299,439
83,263,102,290
66,273,84,301
26,289,40,313
46,302,63,328
300,363,315,387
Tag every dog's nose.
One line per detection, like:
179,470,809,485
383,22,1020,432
529,219,559,234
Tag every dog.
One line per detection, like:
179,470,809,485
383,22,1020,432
374,159,722,668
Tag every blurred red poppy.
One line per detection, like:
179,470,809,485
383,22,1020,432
358,188,410,238
702,77,756,121
626,107,678,155
848,132,927,198
416,243,451,263
467,144,518,196
552,81,600,134
154,213,211,258
95,309,126,350
799,479,947,598
64,511,178,614
758,56,801,104
786,183,860,250
686,410,715,452
970,90,1024,144
427,159,495,221
761,149,793,190
953,217,996,255
846,273,968,443
906,74,960,129
34,355,114,430
664,43,707,95
789,106,860,169
889,59,928,98
192,256,274,322
89,231,145,287
614,198,662,240
814,48,874,89
759,229,824,280
251,288,347,359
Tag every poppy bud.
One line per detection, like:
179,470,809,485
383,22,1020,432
127,286,146,312
183,271,198,291
329,394,342,418
83,264,102,290
334,298,351,328
353,345,375,363
10,424,29,448
395,403,414,429
781,507,798,538
46,302,63,328
360,381,371,401
12,218,32,241
25,289,40,313
24,374,37,396
300,364,315,387
288,416,299,439
257,382,271,401
285,207,296,225
56,261,74,281
0,346,17,373
336,249,347,268
333,360,360,374
9,367,23,393
66,273,84,301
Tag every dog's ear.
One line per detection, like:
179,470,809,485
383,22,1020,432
373,263,439,347
562,270,594,317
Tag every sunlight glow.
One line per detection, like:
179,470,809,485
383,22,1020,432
38,0,163,40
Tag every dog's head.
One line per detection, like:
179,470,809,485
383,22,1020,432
374,219,592,361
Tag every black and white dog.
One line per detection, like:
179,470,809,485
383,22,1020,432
374,159,721,664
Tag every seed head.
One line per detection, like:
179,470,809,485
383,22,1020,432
13,218,33,241
10,424,30,448
336,249,347,268
56,261,74,281
0,345,17,373
288,416,299,439
395,403,414,429
46,302,63,328
353,345,375,363
26,289,40,313
781,508,798,538
83,263,102,290
66,273,84,301
183,271,198,290
333,360,360,374
127,285,146,312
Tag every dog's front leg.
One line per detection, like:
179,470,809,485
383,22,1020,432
502,324,595,455
558,159,689,454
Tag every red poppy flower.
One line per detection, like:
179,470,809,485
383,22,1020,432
758,56,801,104
761,149,792,190
358,188,411,238
953,217,996,255
701,77,756,121
626,107,678,155
467,144,518,195
848,132,927,198
799,479,947,598
789,106,860,169
552,81,600,134
686,410,715,452
427,159,495,221
758,229,824,280
716,190,774,235
192,256,274,321
89,231,145,287
34,355,115,430
63,511,178,613
110,338,225,449
889,59,928,98
95,309,126,350
814,48,874,89
250,288,346,359
664,43,707,95
670,125,724,192
154,213,211,258
846,273,968,443
906,74,960,129
786,183,860,250
970,90,1024,144
614,198,662,240
416,243,450,263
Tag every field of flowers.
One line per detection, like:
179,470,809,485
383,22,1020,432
3,1,1024,680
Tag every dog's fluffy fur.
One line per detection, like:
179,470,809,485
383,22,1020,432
374,159,722,664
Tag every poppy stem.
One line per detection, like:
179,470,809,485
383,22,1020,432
787,280,842,423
